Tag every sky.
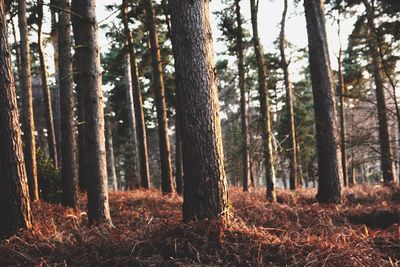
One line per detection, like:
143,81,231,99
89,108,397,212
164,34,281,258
96,0,359,79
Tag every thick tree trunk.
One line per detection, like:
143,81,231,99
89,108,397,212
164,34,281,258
105,117,118,191
38,2,58,168
304,0,342,203
58,0,78,208
280,0,297,191
169,0,229,221
124,51,140,189
235,0,250,192
122,0,151,189
0,2,33,235
18,0,39,201
250,0,276,202
144,0,174,194
175,110,184,195
71,0,112,225
362,0,396,185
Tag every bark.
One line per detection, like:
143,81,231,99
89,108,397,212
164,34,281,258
362,0,396,185
18,0,39,201
58,0,78,208
280,0,297,191
124,51,140,189
304,0,342,203
338,48,348,187
38,2,58,168
235,0,250,192
71,0,112,225
144,0,174,194
105,117,118,191
121,0,151,189
250,0,276,202
175,110,184,195
0,1,33,235
169,0,229,221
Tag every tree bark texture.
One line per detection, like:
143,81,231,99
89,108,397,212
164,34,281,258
105,117,118,191
175,114,184,195
122,0,151,189
71,0,112,225
58,0,78,208
144,0,174,194
0,1,33,234
169,0,228,222
38,2,58,168
304,0,342,203
18,0,39,201
280,0,298,191
250,0,276,201
235,0,250,192
362,0,396,185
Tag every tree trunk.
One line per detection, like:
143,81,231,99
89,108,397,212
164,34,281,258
122,0,151,189
144,0,174,194
18,0,39,201
50,0,61,165
0,2,33,235
169,0,229,221
175,110,184,195
235,0,250,192
58,0,78,209
362,0,396,185
105,117,118,192
124,51,140,189
280,0,297,191
71,0,112,225
250,0,276,202
37,2,58,168
304,0,342,203
338,49,348,187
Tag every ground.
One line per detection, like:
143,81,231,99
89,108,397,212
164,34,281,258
1,185,399,266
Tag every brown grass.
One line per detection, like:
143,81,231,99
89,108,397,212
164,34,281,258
1,185,399,266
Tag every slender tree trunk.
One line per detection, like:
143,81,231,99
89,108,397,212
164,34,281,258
144,0,174,194
124,51,140,189
336,7,348,187
122,0,151,189
58,0,78,208
169,0,229,221
50,0,61,164
105,117,118,192
235,0,250,192
0,2,33,235
304,0,342,203
71,0,112,225
250,0,276,202
18,0,39,201
280,0,297,191
362,0,396,185
37,2,58,168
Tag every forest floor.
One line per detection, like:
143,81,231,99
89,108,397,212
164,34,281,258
1,185,400,266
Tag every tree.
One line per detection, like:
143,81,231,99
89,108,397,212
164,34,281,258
143,0,174,194
105,114,118,191
0,0,33,234
18,0,39,201
250,0,276,201
362,0,396,185
71,0,112,225
121,0,151,189
280,0,298,191
169,0,229,221
37,2,58,168
234,0,250,192
304,0,342,203
58,0,78,208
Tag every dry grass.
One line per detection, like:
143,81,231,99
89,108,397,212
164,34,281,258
1,185,399,266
